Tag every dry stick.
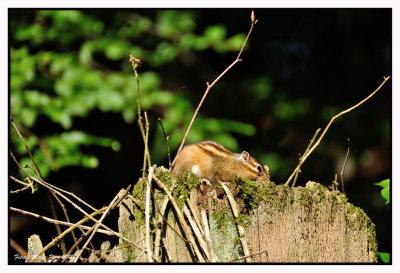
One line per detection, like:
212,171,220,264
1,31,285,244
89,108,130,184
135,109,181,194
10,207,112,236
226,249,269,263
172,11,258,166
10,238,28,257
129,55,151,178
220,183,252,263
201,207,219,262
153,197,189,243
13,136,74,252
339,138,350,196
28,176,158,261
71,188,130,263
11,122,73,253
11,121,43,178
292,128,321,187
285,75,391,186
145,166,154,262
31,176,97,212
186,197,204,236
158,118,172,170
153,195,170,261
183,205,211,261
9,175,34,192
144,111,151,168
65,227,92,260
47,191,69,253
10,184,31,194
161,237,173,262
152,175,206,262
26,207,106,262
9,153,33,190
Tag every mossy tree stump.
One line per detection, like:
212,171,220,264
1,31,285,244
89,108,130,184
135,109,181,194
118,167,377,263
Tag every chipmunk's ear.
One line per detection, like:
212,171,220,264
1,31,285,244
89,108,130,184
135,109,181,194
239,151,250,162
263,165,269,173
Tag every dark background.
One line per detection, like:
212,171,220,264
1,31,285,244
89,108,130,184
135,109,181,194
9,8,391,263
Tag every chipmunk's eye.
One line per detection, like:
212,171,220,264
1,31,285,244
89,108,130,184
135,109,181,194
255,165,262,173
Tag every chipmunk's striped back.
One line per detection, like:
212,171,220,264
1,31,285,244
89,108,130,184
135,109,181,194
172,141,270,184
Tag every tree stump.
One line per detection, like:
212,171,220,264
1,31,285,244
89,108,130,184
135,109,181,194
118,167,377,263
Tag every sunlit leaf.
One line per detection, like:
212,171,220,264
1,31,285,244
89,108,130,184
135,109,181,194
375,179,390,204
378,252,390,263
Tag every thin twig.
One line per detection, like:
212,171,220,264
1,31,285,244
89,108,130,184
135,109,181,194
226,248,269,263
10,207,112,236
339,138,350,196
11,120,43,179
129,55,151,178
285,76,391,186
10,184,31,194
27,176,158,260
292,128,321,187
145,166,154,262
183,205,211,261
161,237,173,262
12,121,70,253
47,191,67,254
153,196,170,261
9,154,35,194
186,197,204,237
172,10,258,166
152,175,205,262
201,207,219,262
71,188,130,262
10,238,27,257
220,182,252,262
26,207,107,262
30,176,97,212
158,118,172,169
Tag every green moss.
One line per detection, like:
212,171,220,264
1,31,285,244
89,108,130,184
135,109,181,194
155,166,173,188
297,187,313,207
234,212,250,229
132,178,145,200
120,231,136,262
176,169,200,190
171,169,200,209
345,202,378,261
233,177,291,214
212,207,231,231
133,203,145,227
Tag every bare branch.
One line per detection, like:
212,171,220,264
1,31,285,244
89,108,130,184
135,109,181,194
145,166,154,262
340,138,350,196
285,76,390,186
172,11,258,166
71,188,130,262
158,118,172,170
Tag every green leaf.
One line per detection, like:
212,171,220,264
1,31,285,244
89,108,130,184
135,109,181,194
375,179,390,204
378,252,390,263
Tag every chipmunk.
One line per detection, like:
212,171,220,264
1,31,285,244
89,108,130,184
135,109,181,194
171,141,270,184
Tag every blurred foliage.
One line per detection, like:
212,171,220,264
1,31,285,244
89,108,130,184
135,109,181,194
10,10,257,178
